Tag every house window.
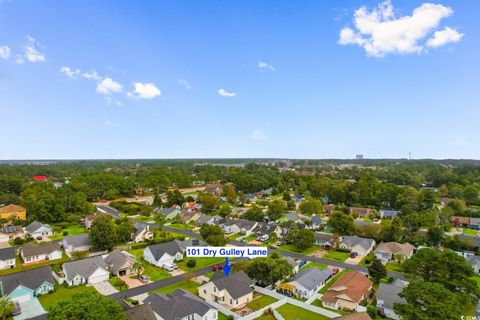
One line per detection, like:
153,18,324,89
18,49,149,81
213,287,216,292
230,299,233,305
236,299,238,305
204,290,206,294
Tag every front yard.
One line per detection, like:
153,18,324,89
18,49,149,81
278,244,319,255
0,254,70,276
386,262,404,273
276,303,329,320
168,223,194,230
323,250,350,262
39,284,97,311
319,270,350,294
300,262,327,271
463,228,479,236
150,280,199,295
177,257,225,271
127,248,172,281
245,293,277,311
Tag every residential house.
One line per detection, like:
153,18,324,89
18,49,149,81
469,218,480,230
374,242,415,264
104,250,137,277
62,234,91,257
131,223,154,243
245,193,257,202
0,266,54,303
467,255,480,275
63,256,110,286
314,232,336,250
144,240,184,267
378,210,400,219
451,216,470,227
219,219,258,235
156,206,181,220
146,289,218,320
0,204,27,221
253,223,281,238
198,271,254,309
0,225,24,243
286,212,303,223
20,242,62,264
349,207,374,218
0,247,16,269
440,197,454,207
183,202,199,212
205,184,224,196
321,271,373,311
377,279,408,320
459,234,480,248
340,236,376,256
279,267,333,299
323,204,336,216
354,220,374,228
25,221,53,238
123,303,157,320
179,210,197,224
285,257,300,273
84,215,97,229
309,215,324,229
195,214,216,227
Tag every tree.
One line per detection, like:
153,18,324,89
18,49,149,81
0,297,15,320
243,205,265,222
90,214,117,250
245,257,293,287
267,200,286,220
199,224,227,246
327,212,354,235
154,213,166,226
216,203,232,218
285,225,314,250
282,192,292,201
166,190,185,206
198,193,219,213
298,198,322,215
368,257,387,283
464,185,479,205
115,219,135,243
381,218,403,242
225,185,237,204
48,291,126,320
426,226,444,246
394,280,464,320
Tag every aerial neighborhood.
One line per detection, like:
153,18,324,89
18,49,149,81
0,159,478,320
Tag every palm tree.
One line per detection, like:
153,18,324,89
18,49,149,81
0,297,15,320
133,261,142,278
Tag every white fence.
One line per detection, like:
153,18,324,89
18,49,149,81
205,299,240,319
272,308,285,320
285,297,341,318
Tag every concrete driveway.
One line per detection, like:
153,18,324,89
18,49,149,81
92,281,119,295
345,254,365,265
121,276,148,289
14,298,46,320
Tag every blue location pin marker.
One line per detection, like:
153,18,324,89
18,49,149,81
224,257,231,277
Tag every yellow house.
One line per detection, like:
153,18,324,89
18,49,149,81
0,204,27,221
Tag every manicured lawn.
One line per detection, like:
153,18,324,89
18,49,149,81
243,234,257,242
386,262,404,273
127,248,172,281
131,216,155,223
218,312,232,320
39,285,97,311
255,314,276,320
323,250,349,262
463,228,478,236
278,244,318,255
472,276,480,288
300,262,327,271
178,257,225,271
151,280,199,295
245,294,277,311
49,224,87,240
311,300,350,315
108,276,128,290
276,303,329,320
168,223,194,230
319,270,351,294
0,254,70,276
359,253,374,266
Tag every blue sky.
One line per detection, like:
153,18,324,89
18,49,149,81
0,0,478,159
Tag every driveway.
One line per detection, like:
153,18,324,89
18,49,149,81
121,276,148,289
345,254,365,265
92,281,119,295
14,298,46,320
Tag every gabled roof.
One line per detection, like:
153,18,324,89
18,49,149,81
223,218,256,231
145,289,212,320
0,247,15,261
341,236,375,250
124,303,157,320
286,212,301,222
311,215,323,225
146,240,184,260
63,234,90,248
322,271,372,304
375,242,415,256
196,214,214,224
158,207,179,215
0,204,25,213
104,251,137,274
253,223,278,235
209,270,253,299
0,266,54,296
63,256,108,281
0,225,23,234
292,267,333,291
378,210,400,217
21,242,61,257
25,221,51,233
377,279,407,309
314,232,334,242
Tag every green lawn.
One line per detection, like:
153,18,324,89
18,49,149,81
168,223,194,230
49,224,87,240
39,285,97,311
108,276,128,290
311,300,350,315
218,312,232,320
279,244,318,255
0,253,70,276
255,314,276,320
276,303,329,320
319,270,350,294
127,248,172,281
463,228,478,236
386,262,404,273
242,234,257,242
151,280,199,295
131,216,155,223
472,276,480,288
359,253,374,266
245,294,277,311
177,257,225,271
323,250,350,262
300,262,327,271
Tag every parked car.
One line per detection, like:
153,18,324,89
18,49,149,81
139,275,149,283
12,302,21,316
212,264,223,271
256,234,269,242
332,268,340,275
162,263,178,271
349,252,358,258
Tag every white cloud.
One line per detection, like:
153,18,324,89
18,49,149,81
96,77,123,95
127,82,161,99
82,70,102,80
0,46,11,60
338,0,462,57
427,26,463,47
258,61,274,71
178,79,191,90
60,66,103,81
19,36,46,63
218,88,236,97
249,130,268,141
60,66,80,79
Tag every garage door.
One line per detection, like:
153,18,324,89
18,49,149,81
13,293,32,303
89,274,109,284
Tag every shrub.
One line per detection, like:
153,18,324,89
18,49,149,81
13,237,24,245
187,259,196,268
63,230,69,236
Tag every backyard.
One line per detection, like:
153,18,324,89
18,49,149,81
319,270,350,294
38,285,97,311
323,250,350,262
49,224,88,240
177,257,225,271
278,244,319,255
150,280,199,295
386,262,404,273
245,293,277,311
0,254,70,276
276,303,329,320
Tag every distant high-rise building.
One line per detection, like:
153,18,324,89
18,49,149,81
356,154,364,160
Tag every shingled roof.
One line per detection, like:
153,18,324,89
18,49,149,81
209,270,253,299
63,256,108,282
21,242,61,258
322,271,372,304
292,267,333,291
0,266,54,296
146,240,184,260
145,289,212,320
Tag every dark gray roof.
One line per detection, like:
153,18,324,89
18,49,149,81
63,234,90,248
146,241,184,260
0,266,54,296
0,247,15,261
177,238,206,249
21,242,61,257
145,289,212,320
378,210,400,218
311,216,322,225
63,256,108,281
467,255,480,267
253,223,278,235
210,270,253,299
341,236,375,250
460,234,480,247
293,267,333,291
314,232,334,242
354,220,374,227
196,214,213,224
0,225,23,234
159,207,178,215
25,221,51,233
104,251,136,274
286,212,301,221
377,279,407,309
124,303,157,320
223,218,256,230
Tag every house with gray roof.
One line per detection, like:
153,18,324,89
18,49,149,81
286,212,302,223
25,221,53,238
377,279,408,320
283,267,333,299
340,236,376,256
20,242,62,264
0,266,54,303
143,240,184,267
198,271,254,309
62,256,109,286
104,250,137,277
123,302,157,320
145,289,218,320
314,232,337,250
467,255,480,275
62,234,91,257
131,223,153,243
253,223,281,237
220,218,258,235
460,234,480,247
155,206,181,220
0,247,15,269
378,210,401,219
309,215,324,229
195,214,216,227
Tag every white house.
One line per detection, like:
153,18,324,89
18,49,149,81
20,242,62,264
62,256,110,286
132,224,154,243
25,221,53,238
377,279,408,320
374,242,415,264
143,241,184,267
340,236,376,256
279,267,333,299
467,255,480,275
0,247,16,269
62,234,91,257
